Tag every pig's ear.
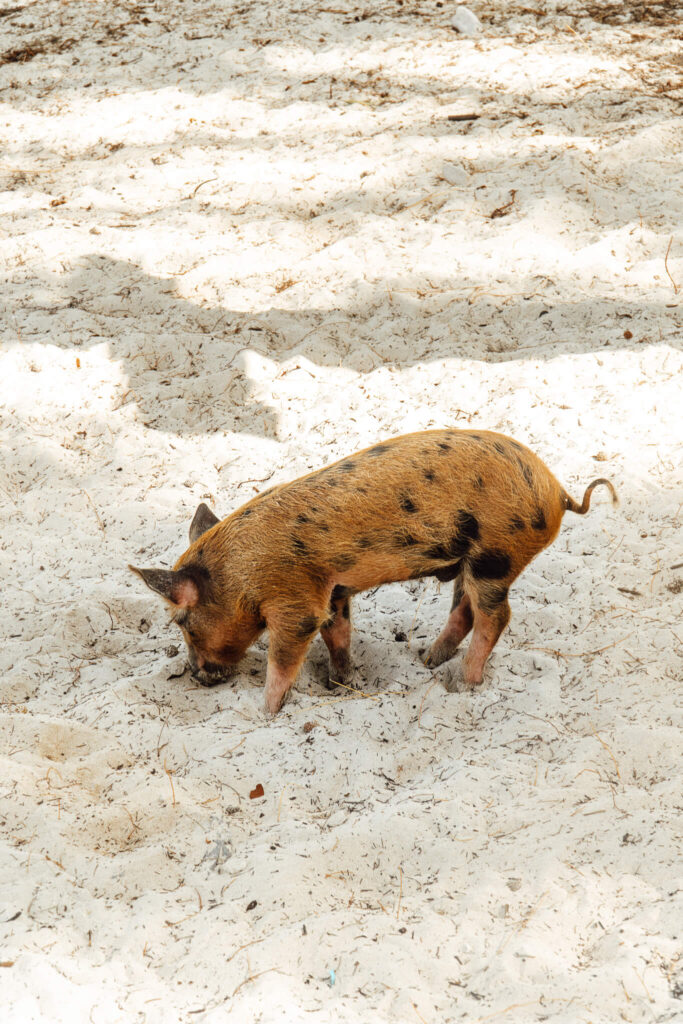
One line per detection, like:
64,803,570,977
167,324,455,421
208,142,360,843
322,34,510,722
128,566,200,607
189,503,220,544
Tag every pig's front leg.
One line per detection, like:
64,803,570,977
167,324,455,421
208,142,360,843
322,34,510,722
262,606,323,715
264,658,301,715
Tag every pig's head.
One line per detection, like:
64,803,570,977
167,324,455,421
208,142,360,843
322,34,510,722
129,503,263,686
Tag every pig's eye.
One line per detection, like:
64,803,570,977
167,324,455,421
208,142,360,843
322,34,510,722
174,613,197,643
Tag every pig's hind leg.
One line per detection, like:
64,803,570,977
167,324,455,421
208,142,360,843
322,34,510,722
426,574,473,668
320,585,353,689
456,586,511,692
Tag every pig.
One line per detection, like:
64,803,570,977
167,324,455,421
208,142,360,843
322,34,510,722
130,429,617,715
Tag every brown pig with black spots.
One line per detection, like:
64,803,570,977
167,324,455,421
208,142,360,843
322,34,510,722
131,430,617,715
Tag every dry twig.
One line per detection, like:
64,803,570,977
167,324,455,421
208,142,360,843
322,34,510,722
82,490,105,535
664,236,679,294
589,724,621,779
231,967,283,998
164,759,177,806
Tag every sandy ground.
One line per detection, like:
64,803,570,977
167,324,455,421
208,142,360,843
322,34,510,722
1,0,682,1021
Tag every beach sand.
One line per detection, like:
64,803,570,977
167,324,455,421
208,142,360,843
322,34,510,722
1,1,682,1020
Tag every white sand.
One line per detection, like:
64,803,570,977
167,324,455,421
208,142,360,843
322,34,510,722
1,0,682,1021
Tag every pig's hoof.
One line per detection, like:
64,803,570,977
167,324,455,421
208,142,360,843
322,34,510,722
325,674,348,692
425,641,457,669
264,693,282,716
325,654,351,690
442,663,463,693
264,684,292,716
440,662,482,693
448,670,485,693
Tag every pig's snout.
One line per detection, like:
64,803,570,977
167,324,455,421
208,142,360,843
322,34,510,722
194,666,231,687
187,646,233,687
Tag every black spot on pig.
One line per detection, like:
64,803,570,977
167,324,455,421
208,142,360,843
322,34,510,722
509,515,525,533
369,445,388,456
531,508,547,531
470,549,511,580
473,475,485,490
292,538,307,556
423,510,478,563
424,469,436,482
434,561,463,583
296,616,319,638
400,495,417,513
397,533,418,547
424,539,465,562
296,513,310,524
333,553,356,571
457,510,480,542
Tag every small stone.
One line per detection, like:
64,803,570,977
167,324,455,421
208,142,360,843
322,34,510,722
451,6,482,36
